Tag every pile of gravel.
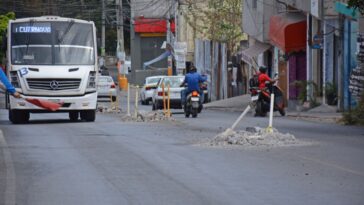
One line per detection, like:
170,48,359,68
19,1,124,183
209,127,299,147
121,110,175,122
97,105,121,113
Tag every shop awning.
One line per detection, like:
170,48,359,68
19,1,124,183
269,13,307,53
241,41,271,66
134,18,175,33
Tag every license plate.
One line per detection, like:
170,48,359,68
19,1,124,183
191,97,199,102
98,85,108,89
251,95,258,101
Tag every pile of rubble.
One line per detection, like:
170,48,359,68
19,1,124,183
121,110,175,122
209,127,300,147
97,105,121,113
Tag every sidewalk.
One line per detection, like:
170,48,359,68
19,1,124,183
204,95,342,123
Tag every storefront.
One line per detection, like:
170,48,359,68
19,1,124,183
269,13,307,100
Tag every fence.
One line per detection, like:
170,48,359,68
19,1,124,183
195,39,228,101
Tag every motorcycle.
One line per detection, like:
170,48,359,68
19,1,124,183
250,79,286,117
184,90,201,118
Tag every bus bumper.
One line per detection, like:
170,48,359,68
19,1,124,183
9,92,98,111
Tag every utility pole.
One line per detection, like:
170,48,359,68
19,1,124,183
116,0,127,90
101,0,106,56
167,0,172,76
116,0,125,56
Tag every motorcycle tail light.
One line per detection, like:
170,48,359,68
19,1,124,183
192,91,199,97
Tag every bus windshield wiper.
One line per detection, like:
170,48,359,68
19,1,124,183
57,20,75,46
25,20,34,55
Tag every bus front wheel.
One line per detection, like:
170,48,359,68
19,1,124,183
80,110,96,122
9,109,30,124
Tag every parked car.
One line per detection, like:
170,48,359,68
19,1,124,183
140,75,164,105
97,75,117,102
152,76,185,110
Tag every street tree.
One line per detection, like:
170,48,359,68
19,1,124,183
183,0,244,55
347,0,364,15
0,12,15,64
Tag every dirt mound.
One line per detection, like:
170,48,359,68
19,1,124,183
209,127,301,147
121,110,175,122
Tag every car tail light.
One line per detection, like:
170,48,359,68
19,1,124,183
145,86,151,91
110,84,116,88
192,91,199,97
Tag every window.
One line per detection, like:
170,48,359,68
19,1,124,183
252,0,257,9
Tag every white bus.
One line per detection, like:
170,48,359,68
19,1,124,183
5,16,98,123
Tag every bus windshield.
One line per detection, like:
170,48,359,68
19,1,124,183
11,21,94,65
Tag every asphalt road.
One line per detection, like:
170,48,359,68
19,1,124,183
0,101,364,205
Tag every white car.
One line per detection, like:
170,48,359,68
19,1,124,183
152,76,185,110
140,75,164,105
97,75,117,102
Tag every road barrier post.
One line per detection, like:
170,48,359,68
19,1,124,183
266,93,275,133
127,83,130,116
134,85,139,118
167,84,171,117
231,105,251,131
162,83,166,114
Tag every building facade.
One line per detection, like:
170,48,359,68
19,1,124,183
242,0,360,111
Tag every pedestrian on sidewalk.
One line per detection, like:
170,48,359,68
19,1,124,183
0,65,20,98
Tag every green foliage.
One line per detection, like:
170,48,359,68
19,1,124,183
347,0,364,15
341,92,364,125
184,0,244,53
291,80,320,107
0,12,15,63
325,82,338,105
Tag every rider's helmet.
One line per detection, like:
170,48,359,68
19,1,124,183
190,66,197,73
259,66,267,73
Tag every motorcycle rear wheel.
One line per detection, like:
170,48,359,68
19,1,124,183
255,101,267,117
279,108,286,116
192,108,198,118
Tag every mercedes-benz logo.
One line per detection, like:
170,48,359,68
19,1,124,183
50,80,59,90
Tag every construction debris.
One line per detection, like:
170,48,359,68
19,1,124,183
97,105,121,113
121,110,175,122
209,127,301,147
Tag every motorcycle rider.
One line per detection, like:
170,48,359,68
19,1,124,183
258,66,277,91
180,65,207,109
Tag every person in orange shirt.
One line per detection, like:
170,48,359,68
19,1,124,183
258,66,277,90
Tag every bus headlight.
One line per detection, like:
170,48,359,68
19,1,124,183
10,71,20,88
86,71,96,89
